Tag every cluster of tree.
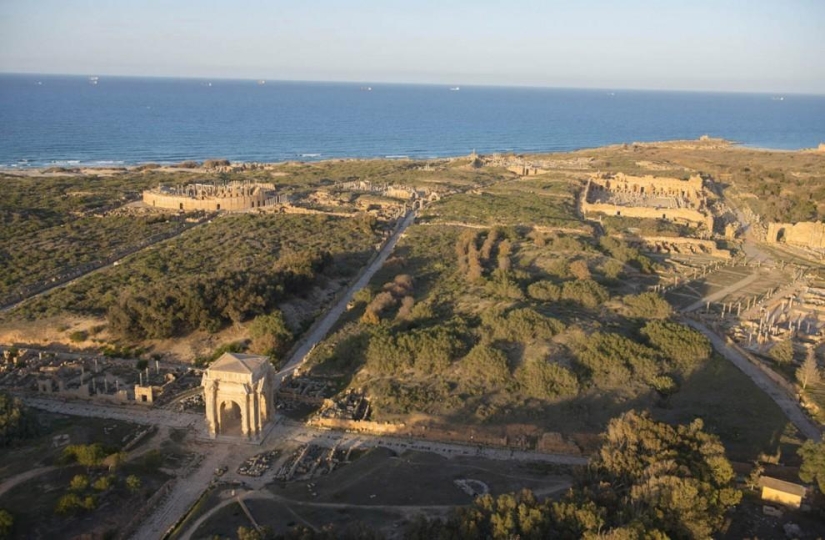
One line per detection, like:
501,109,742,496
404,411,740,539
798,439,825,495
369,379,459,416
526,278,609,309
481,306,565,344
735,166,825,222
574,332,662,389
362,275,415,324
61,443,124,469
516,358,579,400
455,228,513,282
248,310,293,360
365,323,468,376
570,321,711,392
622,291,672,319
598,236,654,273
0,393,37,447
640,320,711,368
108,249,330,339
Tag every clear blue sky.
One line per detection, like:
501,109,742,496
1,0,823,93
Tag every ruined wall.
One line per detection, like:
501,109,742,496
142,191,269,211
308,417,581,454
622,235,731,258
582,200,713,229
507,165,548,176
766,222,825,250
581,174,714,230
591,172,704,199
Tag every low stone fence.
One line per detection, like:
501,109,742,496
308,417,582,455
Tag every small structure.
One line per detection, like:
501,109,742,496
759,476,807,509
134,385,155,404
202,353,274,439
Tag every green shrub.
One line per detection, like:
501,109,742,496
623,292,672,319
641,320,711,367
560,279,609,309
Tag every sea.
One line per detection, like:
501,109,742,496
1,73,824,168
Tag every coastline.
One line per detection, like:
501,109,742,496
2,137,823,176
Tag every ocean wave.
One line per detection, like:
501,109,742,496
300,153,321,157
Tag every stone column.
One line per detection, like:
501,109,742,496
242,393,251,437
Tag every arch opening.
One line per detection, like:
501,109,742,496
219,400,243,436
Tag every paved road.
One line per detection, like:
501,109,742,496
21,396,202,429
132,443,237,540
684,319,820,441
276,211,417,384
682,271,760,313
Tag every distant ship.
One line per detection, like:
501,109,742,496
89,76,99,85
449,86,460,91
360,86,372,91
258,80,266,85
771,96,784,101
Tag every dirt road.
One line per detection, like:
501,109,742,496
0,217,210,313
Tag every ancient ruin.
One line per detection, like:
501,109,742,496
766,221,825,252
581,172,714,230
142,181,286,212
202,352,274,439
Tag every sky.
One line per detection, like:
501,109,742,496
0,0,823,94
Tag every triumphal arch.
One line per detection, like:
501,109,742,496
202,352,274,439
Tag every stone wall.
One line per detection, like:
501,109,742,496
582,200,713,229
581,173,713,230
143,191,269,211
766,222,825,250
308,417,581,454
591,172,704,200
622,235,731,258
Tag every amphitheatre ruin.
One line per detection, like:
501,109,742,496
581,172,715,231
142,180,287,211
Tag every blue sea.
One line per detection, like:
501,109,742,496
1,74,824,168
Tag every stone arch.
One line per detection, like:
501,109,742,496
775,227,787,243
202,352,275,440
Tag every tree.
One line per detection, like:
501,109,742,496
0,393,37,447
92,475,113,491
798,440,825,494
517,359,579,399
237,526,261,540
69,474,89,492
126,475,142,493
623,292,672,319
770,339,794,365
795,349,821,390
403,411,740,539
63,444,107,468
55,493,83,515
0,509,13,539
248,310,293,358
641,320,711,367
527,280,561,302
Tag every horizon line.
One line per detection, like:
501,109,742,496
2,70,823,98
